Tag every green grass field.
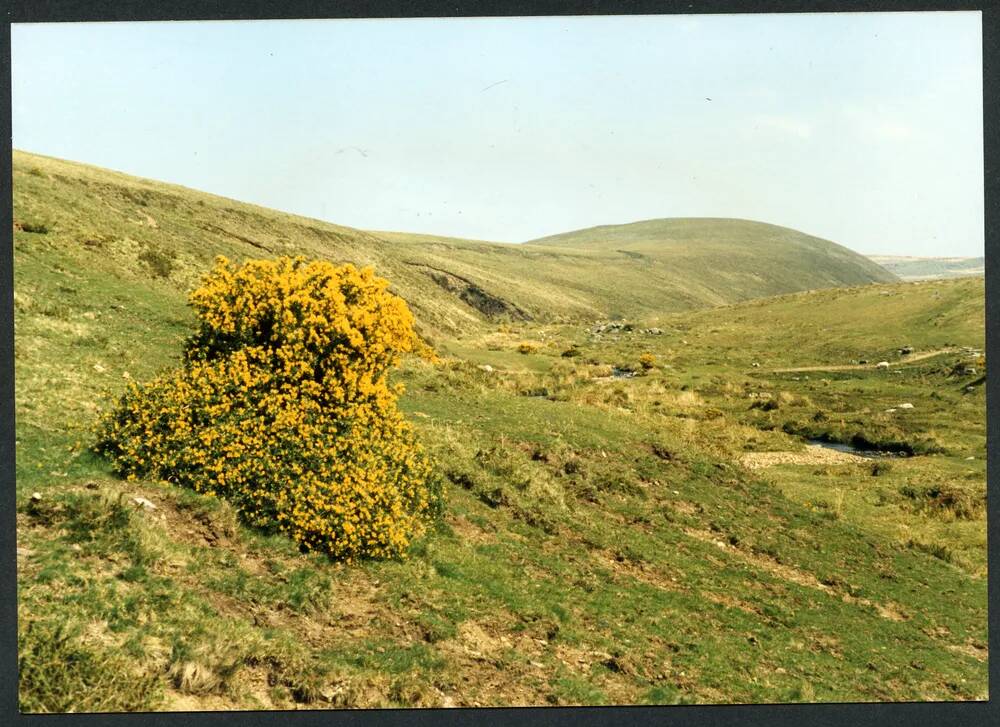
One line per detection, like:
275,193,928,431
13,151,986,710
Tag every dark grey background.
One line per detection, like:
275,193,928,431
1,2,996,725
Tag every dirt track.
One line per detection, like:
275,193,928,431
762,347,958,374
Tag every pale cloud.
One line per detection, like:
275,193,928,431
752,114,812,139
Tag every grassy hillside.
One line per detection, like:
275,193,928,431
13,152,985,711
867,255,985,281
526,218,898,304
13,150,895,336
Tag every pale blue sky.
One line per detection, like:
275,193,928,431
12,13,984,256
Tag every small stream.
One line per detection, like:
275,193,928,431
806,438,907,459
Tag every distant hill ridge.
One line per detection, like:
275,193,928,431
866,255,984,281
12,150,897,334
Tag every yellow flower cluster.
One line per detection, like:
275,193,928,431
96,256,440,560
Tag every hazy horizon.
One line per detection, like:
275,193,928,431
12,13,985,256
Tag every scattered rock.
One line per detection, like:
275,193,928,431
898,346,914,356
751,362,760,368
897,403,914,410
951,362,978,377
741,445,866,470
131,496,157,511
592,321,631,334
93,363,106,373
30,492,42,503
477,364,494,373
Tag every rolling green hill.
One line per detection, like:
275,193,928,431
527,218,898,302
13,150,896,336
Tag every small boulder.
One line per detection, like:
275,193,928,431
131,496,157,511
897,403,914,410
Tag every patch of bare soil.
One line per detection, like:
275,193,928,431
682,527,908,622
161,689,259,713
433,616,556,707
447,515,497,545
590,548,684,595
945,640,989,662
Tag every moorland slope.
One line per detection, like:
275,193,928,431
13,151,985,711
14,150,896,335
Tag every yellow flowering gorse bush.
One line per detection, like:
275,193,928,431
96,256,440,560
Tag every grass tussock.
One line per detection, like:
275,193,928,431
19,619,163,713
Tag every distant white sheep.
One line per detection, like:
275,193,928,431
875,361,890,369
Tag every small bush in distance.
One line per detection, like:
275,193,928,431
96,256,440,561
639,353,656,370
